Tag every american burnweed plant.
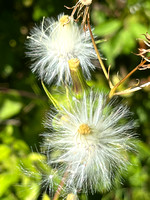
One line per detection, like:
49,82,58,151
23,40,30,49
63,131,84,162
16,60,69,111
25,0,150,199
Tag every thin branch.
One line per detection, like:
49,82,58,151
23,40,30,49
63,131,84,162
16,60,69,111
0,119,21,126
87,12,113,89
0,87,44,99
114,81,150,96
53,170,68,200
109,59,147,98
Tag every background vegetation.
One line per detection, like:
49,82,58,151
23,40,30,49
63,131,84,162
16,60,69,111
0,0,150,199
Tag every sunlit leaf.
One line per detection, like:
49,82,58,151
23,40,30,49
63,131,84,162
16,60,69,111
0,145,11,161
0,98,22,120
42,193,51,200
94,20,122,36
0,173,19,197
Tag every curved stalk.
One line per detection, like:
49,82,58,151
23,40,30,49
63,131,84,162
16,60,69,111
108,59,147,98
52,170,68,200
87,13,113,89
41,80,61,110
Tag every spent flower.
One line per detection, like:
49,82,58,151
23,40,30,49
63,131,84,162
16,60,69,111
26,14,97,85
42,91,136,193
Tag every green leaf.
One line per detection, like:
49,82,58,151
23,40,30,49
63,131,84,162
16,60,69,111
117,29,135,54
0,98,22,120
13,140,30,154
91,10,106,25
41,81,61,110
129,23,147,38
94,20,122,36
0,125,14,144
15,180,40,200
0,193,17,200
0,145,11,161
42,193,51,200
0,173,19,197
132,188,150,200
137,141,150,159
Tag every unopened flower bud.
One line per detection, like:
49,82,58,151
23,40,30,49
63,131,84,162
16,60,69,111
68,58,88,93
68,58,80,72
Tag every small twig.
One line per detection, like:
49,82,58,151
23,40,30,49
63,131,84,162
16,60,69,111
53,170,68,200
114,82,150,95
87,12,113,89
0,119,21,126
0,87,44,99
109,59,147,98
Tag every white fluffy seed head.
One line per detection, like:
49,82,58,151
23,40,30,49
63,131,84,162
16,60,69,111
43,91,136,193
26,14,97,85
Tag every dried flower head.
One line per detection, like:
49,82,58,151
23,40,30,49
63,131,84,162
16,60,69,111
137,32,150,63
26,14,96,85
43,91,135,193
65,0,92,30
80,0,92,6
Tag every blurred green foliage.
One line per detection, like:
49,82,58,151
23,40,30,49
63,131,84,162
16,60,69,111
0,0,150,199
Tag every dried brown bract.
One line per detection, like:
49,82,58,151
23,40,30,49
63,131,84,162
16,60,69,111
136,33,150,63
109,33,150,98
65,0,92,30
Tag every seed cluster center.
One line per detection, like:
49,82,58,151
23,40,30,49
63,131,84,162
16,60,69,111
78,123,91,135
